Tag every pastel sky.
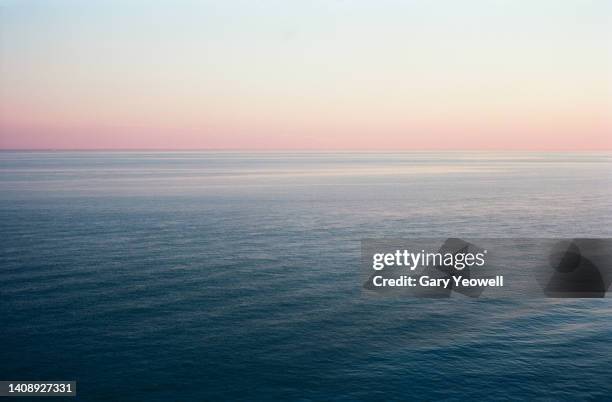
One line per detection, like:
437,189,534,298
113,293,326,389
0,0,610,150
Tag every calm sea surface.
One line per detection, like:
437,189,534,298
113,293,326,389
1,151,612,401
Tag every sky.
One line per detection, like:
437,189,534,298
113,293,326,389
0,0,610,150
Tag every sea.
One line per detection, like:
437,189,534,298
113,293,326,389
1,151,611,401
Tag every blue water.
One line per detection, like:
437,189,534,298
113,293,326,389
1,151,612,401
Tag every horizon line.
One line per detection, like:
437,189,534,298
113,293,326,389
1,148,612,153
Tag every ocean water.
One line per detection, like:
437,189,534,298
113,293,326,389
1,151,612,401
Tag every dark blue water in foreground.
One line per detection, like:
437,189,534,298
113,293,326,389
1,151,612,401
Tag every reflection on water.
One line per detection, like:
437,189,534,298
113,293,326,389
1,151,611,401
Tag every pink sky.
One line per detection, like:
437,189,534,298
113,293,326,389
1,1,610,150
